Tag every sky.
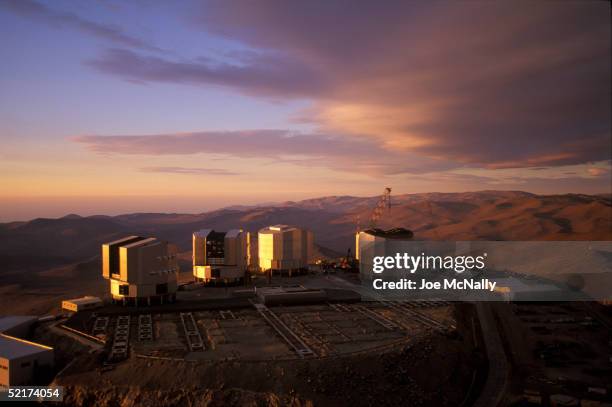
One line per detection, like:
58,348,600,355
0,0,610,221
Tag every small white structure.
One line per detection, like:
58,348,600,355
490,277,565,301
61,296,103,313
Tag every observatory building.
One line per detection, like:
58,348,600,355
102,236,179,305
356,228,414,277
258,225,314,273
192,229,250,284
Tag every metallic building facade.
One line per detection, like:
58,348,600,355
101,236,179,305
356,228,414,278
192,229,250,283
258,225,314,272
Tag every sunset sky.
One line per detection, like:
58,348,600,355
1,0,610,221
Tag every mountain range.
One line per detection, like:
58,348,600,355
1,191,610,273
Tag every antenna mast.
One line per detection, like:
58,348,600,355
368,187,391,229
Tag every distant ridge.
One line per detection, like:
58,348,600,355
0,191,609,271
61,214,82,219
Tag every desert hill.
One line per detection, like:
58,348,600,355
0,191,609,273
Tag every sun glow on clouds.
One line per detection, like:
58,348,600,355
79,1,610,171
306,102,438,151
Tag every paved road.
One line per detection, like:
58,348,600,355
472,302,509,407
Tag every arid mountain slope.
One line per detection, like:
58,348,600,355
0,191,609,272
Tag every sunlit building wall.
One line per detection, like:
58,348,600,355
102,236,178,305
258,225,313,272
356,228,414,279
192,229,249,283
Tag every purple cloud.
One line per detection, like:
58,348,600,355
83,1,610,169
71,130,456,175
0,0,163,52
73,130,362,156
87,48,327,98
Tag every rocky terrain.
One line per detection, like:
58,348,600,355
53,330,481,407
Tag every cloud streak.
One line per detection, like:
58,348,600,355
139,166,240,176
72,130,456,175
87,48,327,98
0,0,163,52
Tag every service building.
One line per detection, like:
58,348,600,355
0,317,54,388
61,296,103,313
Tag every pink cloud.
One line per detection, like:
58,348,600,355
587,167,609,177
71,130,456,175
